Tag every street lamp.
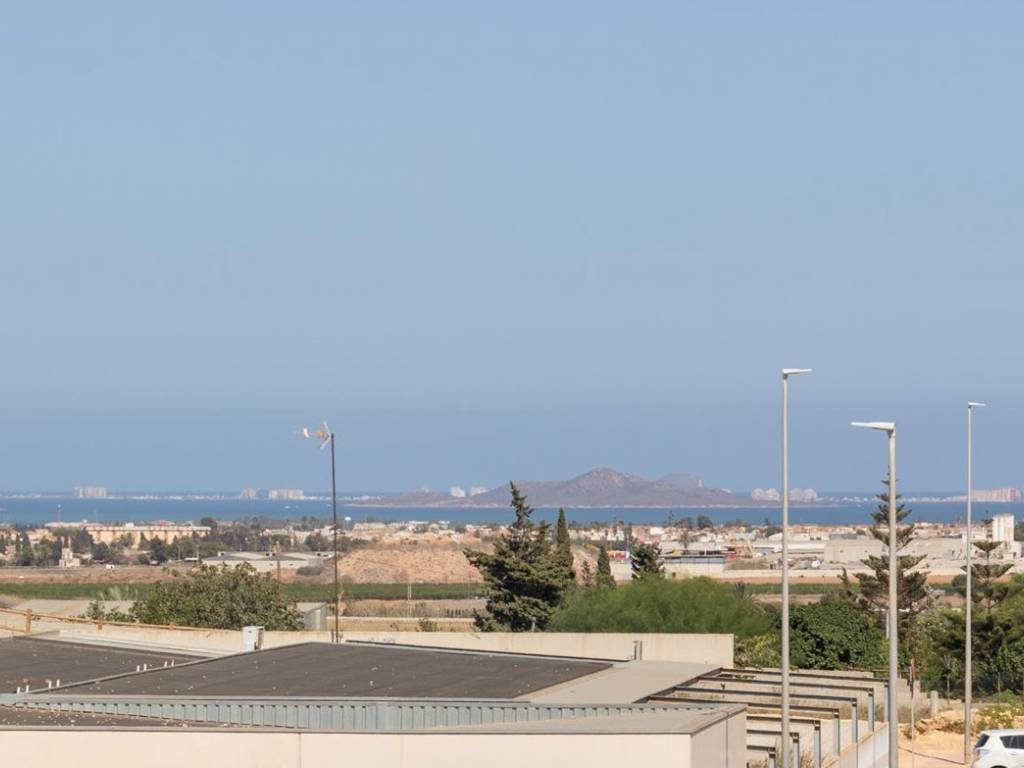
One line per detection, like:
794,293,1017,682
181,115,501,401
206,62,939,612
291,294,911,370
965,401,986,760
851,420,898,768
780,367,811,768
301,423,340,643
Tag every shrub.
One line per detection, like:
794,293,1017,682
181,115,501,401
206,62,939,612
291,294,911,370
790,597,887,670
132,564,302,630
548,576,773,637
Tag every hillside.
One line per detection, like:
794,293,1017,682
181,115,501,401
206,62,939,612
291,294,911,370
378,468,737,508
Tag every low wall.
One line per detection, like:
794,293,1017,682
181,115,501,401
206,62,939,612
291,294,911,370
0,729,701,768
338,632,734,666
23,620,732,667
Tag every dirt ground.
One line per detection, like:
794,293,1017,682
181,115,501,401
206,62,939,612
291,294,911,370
900,730,970,767
0,541,602,586
332,542,483,584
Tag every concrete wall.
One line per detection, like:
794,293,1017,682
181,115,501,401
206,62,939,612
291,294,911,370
338,631,734,666
690,709,748,768
825,723,887,768
0,729,714,768
35,622,732,667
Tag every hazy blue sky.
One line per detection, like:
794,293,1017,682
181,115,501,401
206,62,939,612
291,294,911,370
2,3,1023,493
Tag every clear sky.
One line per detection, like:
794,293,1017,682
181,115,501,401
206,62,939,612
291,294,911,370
1,3,1023,494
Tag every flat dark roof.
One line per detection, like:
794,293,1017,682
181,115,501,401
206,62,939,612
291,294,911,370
0,637,198,693
65,642,611,698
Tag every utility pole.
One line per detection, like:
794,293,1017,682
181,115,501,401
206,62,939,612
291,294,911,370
852,420,898,768
965,401,986,760
301,423,341,642
780,368,811,768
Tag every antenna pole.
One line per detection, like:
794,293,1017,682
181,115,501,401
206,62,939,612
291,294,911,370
330,432,340,643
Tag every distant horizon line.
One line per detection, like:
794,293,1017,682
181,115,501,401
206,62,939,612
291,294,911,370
0,488,1020,500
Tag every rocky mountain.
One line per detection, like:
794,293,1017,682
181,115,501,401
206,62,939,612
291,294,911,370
378,468,737,508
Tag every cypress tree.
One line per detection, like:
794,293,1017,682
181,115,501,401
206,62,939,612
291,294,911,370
465,483,567,631
555,508,575,587
595,543,615,589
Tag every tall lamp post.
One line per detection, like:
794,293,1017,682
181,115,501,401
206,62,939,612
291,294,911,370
302,423,340,643
780,368,811,768
965,401,985,760
852,421,898,768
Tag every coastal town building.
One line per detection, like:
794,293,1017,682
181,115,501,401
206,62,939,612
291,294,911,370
41,521,211,545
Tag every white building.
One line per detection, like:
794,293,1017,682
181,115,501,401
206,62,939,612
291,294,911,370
74,486,108,499
268,489,305,500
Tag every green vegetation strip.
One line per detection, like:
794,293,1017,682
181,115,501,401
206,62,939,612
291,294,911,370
0,581,486,602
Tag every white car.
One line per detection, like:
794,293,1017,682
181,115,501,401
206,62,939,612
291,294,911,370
974,730,1024,767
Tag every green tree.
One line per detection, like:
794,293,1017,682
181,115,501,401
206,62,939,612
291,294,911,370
305,532,330,551
579,559,593,587
790,597,887,670
630,542,663,579
555,508,575,586
549,577,772,636
145,537,172,564
842,477,931,655
132,564,302,629
595,543,615,589
696,514,714,530
48,527,94,554
90,541,115,563
32,538,62,566
971,539,1013,611
464,484,568,631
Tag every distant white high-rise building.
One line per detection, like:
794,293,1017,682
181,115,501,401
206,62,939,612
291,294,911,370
469,486,488,497
973,488,1023,503
74,486,108,499
449,486,467,498
790,488,819,503
991,513,1015,545
751,488,781,502
268,489,304,500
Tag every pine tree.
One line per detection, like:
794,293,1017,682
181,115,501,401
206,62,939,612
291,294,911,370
595,543,615,589
464,483,568,631
842,477,931,654
923,537,1017,695
555,508,575,587
630,542,664,580
971,539,1013,612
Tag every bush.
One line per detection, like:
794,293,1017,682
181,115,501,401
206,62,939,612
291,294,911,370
548,576,773,637
978,696,1024,731
132,564,302,630
790,597,887,670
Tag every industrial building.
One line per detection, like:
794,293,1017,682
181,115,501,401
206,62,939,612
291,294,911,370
0,628,889,767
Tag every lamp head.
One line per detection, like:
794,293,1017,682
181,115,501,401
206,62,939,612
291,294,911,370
851,421,896,433
782,368,813,377
968,402,987,409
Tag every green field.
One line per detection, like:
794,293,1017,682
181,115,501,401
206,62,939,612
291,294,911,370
0,580,486,602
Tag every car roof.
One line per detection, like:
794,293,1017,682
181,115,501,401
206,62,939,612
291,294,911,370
981,729,1024,736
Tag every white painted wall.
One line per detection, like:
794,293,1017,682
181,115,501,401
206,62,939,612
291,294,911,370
338,632,734,666
43,625,733,666
0,729,711,768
